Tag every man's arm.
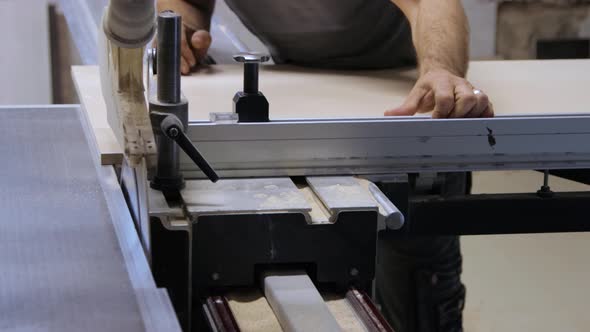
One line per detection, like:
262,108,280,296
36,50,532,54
386,0,493,118
157,0,215,74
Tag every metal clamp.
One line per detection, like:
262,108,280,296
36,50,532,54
232,52,270,122
149,11,218,192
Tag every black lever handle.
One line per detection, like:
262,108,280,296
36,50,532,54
160,115,219,183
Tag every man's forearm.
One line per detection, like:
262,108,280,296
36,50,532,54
395,0,469,77
387,0,492,118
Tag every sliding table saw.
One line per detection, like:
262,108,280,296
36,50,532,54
65,8,590,331
4,3,590,331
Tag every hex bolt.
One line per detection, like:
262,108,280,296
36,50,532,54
233,52,270,94
211,272,220,281
349,268,359,277
168,127,179,138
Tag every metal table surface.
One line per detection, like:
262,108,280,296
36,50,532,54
0,105,179,331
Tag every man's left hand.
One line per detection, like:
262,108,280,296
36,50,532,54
385,69,494,118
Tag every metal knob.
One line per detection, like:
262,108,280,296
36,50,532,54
233,52,270,94
160,115,219,183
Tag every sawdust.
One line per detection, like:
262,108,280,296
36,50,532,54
226,289,283,332
323,294,368,332
297,186,331,224
226,289,368,332
258,190,306,210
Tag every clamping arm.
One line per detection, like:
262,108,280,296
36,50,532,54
149,11,219,191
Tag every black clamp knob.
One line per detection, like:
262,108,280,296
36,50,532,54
160,115,219,183
232,52,270,122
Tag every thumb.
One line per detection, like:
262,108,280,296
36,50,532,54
191,30,212,61
384,87,426,116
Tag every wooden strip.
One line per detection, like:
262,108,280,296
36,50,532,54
98,32,156,167
72,65,124,165
345,288,394,332
263,271,342,332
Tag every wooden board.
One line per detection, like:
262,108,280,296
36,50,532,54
97,35,156,167
73,59,590,164
73,65,124,164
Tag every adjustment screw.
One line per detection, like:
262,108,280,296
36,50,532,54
168,127,180,138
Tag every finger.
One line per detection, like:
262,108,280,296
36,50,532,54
432,82,455,119
180,26,196,67
451,83,477,118
467,90,490,118
385,86,428,116
481,101,495,118
191,30,212,63
416,90,435,113
181,57,189,75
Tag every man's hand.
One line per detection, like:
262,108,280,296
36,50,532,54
385,69,493,118
157,0,214,74
389,0,492,118
179,28,211,74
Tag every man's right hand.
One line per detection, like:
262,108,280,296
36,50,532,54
157,0,214,74
180,28,211,74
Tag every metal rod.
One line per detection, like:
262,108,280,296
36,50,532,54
155,135,183,182
368,182,405,230
157,11,182,104
543,169,550,187
346,288,395,332
204,296,240,332
243,63,259,93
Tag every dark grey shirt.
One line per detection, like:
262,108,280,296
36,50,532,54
224,0,417,69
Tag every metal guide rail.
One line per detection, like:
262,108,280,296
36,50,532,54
181,114,590,178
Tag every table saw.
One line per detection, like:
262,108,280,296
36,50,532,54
4,3,590,331
78,12,590,332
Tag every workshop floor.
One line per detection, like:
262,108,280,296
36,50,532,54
462,171,590,331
